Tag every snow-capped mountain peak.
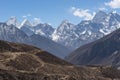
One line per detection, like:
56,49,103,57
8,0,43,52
32,18,41,26
92,10,107,23
57,20,75,31
21,19,32,27
33,23,54,38
6,16,19,27
61,20,69,24
111,10,117,14
19,19,34,36
59,20,71,27
95,10,107,17
43,23,51,27
109,11,120,18
52,20,76,49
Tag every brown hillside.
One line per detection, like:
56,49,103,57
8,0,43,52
0,40,119,80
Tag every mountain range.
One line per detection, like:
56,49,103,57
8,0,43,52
6,11,120,51
1,10,120,58
52,11,120,50
0,22,71,58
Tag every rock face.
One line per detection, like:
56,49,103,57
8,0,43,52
66,28,120,67
0,40,120,80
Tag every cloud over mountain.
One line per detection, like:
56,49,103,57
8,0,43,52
70,7,96,20
105,0,120,8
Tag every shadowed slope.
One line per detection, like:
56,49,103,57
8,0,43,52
66,28,120,66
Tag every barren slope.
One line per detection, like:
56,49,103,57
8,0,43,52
0,40,119,80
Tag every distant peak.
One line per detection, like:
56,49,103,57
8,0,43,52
60,20,71,26
21,19,32,27
109,11,119,16
6,16,19,26
57,20,74,31
108,11,120,18
92,10,107,23
9,16,17,20
23,19,29,23
62,19,69,24
32,18,41,26
98,10,106,13
110,10,117,14
95,10,107,16
44,23,50,26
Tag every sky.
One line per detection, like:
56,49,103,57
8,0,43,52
0,0,120,27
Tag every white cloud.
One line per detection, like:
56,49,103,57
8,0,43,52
22,14,32,18
70,7,95,20
70,7,76,12
99,7,107,11
22,16,27,18
34,18,41,23
32,18,41,26
105,0,120,8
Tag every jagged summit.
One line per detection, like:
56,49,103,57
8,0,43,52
92,10,107,23
61,19,69,24
20,19,32,27
32,18,41,26
110,10,117,14
6,16,19,27
57,20,74,30
52,20,75,47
